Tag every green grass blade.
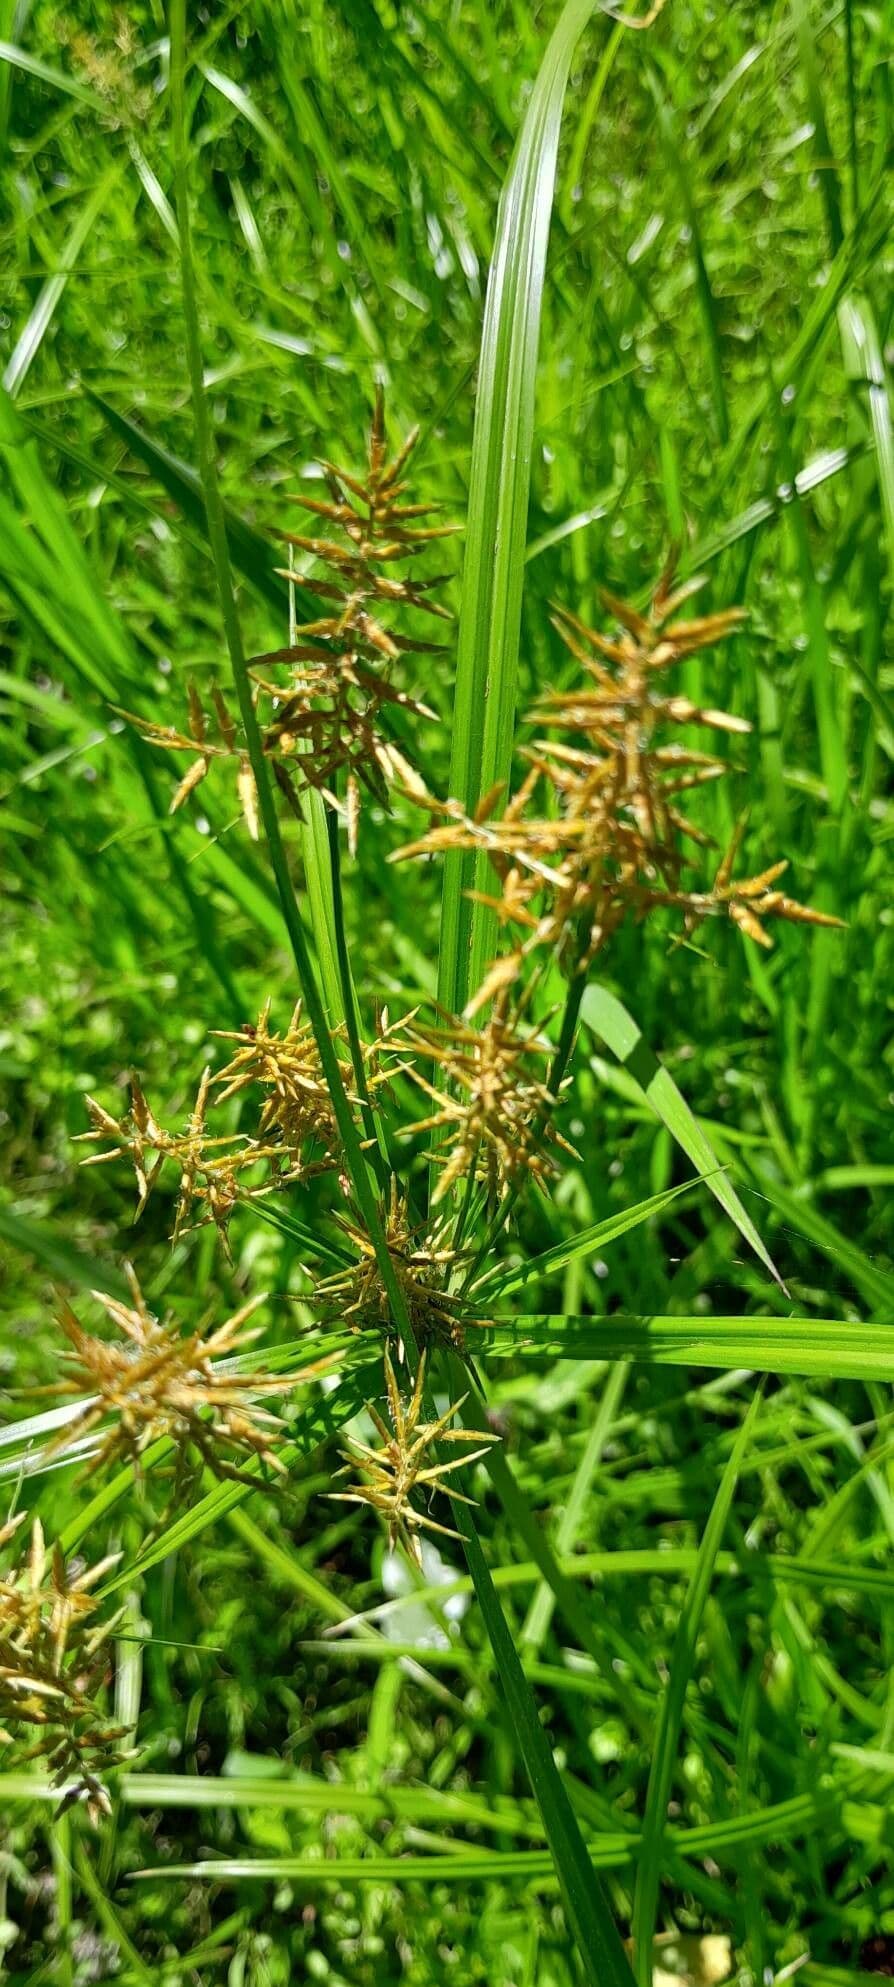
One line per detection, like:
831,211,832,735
0,1202,130,1297
631,1390,761,1979
484,1317,894,1382
838,294,894,590
580,983,783,1286
474,1178,702,1300
648,71,728,442
520,1361,630,1655
0,38,104,111
400,1478,636,1984
438,0,600,1018
748,1174,894,1319
84,390,318,621
3,167,120,397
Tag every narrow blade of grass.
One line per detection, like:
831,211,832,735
474,1178,702,1299
580,983,782,1286
438,0,600,1018
631,1389,761,1979
483,1317,894,1382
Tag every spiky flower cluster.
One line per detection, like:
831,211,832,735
51,1264,334,1484
77,1004,366,1253
396,568,841,1005
121,392,454,854
332,1351,497,1564
78,1066,289,1256
116,682,260,837
212,1000,354,1160
0,1514,128,1822
313,1180,481,1351
387,995,575,1207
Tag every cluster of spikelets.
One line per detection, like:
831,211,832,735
0,1277,338,1813
313,1178,485,1352
395,564,842,1010
43,399,843,1660
386,993,576,1207
0,1513,129,1822
77,1002,370,1254
121,388,454,854
50,1263,336,1487
331,1350,497,1565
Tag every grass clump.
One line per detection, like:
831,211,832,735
0,0,892,1981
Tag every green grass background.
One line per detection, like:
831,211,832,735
0,1,893,1981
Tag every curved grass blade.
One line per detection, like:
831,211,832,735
580,983,783,1288
84,390,318,621
3,167,121,398
747,1173,894,1320
474,1177,703,1299
0,38,104,111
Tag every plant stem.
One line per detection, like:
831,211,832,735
168,0,413,1347
326,806,389,1180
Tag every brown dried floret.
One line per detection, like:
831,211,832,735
253,388,455,848
115,682,259,837
252,648,434,853
50,1265,337,1484
395,564,839,992
0,1515,130,1822
77,1068,287,1258
654,818,845,950
312,1179,484,1351
388,994,575,1207
279,385,455,650
116,395,452,851
212,999,357,1167
331,1349,498,1565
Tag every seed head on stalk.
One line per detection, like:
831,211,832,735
387,994,576,1207
0,1514,130,1823
312,1178,485,1353
332,1350,498,1565
77,1067,290,1258
116,391,454,852
116,680,259,836
394,565,840,993
50,1265,338,1484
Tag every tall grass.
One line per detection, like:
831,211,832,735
0,1,892,1982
